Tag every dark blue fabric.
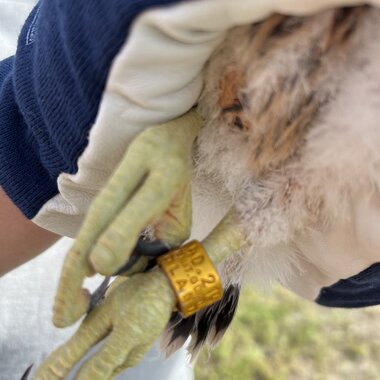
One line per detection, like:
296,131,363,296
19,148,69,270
316,263,380,308
0,0,183,218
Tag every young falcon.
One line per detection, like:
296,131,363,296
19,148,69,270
164,5,380,356
34,3,380,380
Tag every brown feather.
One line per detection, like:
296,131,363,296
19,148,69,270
218,7,368,177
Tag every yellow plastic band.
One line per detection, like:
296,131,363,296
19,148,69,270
157,240,223,318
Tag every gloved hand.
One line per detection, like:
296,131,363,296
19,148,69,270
53,110,202,328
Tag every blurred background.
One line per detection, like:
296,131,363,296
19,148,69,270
195,287,380,380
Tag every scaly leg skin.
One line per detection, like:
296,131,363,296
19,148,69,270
202,210,246,265
34,270,176,380
34,304,112,380
34,209,246,380
53,110,202,328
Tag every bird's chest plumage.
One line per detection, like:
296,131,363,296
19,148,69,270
194,6,380,306
163,5,380,357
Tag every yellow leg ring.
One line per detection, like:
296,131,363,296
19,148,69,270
157,240,223,318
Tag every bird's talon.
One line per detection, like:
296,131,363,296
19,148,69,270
53,289,90,327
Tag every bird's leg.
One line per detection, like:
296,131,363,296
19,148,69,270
34,302,112,380
202,209,246,266
33,209,246,380
53,110,202,328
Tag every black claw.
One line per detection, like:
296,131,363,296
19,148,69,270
21,364,33,380
135,238,170,258
87,276,111,314
114,253,141,276
88,238,170,313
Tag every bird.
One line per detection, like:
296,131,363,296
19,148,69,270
33,4,380,378
162,5,380,358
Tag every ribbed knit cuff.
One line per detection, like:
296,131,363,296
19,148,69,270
0,57,58,218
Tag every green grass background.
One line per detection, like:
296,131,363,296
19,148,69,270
195,287,380,380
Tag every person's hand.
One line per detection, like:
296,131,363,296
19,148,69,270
53,110,202,328
34,269,176,380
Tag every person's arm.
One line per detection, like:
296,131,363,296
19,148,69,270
0,187,59,276
0,0,185,274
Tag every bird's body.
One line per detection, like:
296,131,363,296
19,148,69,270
164,5,380,354
197,4,380,300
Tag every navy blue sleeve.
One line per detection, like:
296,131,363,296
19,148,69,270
0,0,182,218
316,263,380,308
